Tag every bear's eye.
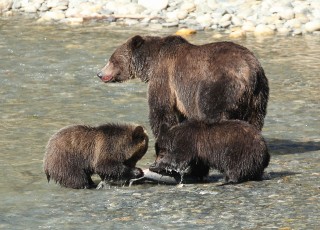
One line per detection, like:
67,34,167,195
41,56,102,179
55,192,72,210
158,152,166,159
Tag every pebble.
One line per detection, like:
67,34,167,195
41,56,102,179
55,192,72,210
1,0,320,36
229,29,246,39
305,20,320,33
254,24,275,37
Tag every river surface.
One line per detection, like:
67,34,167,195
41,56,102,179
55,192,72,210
0,17,319,229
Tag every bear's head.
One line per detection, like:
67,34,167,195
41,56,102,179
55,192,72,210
122,125,149,168
97,35,146,83
149,123,192,177
97,35,188,83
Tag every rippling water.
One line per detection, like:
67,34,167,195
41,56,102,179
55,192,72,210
0,17,319,229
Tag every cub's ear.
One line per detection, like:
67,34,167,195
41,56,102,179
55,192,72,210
130,35,144,49
132,126,146,140
159,123,170,136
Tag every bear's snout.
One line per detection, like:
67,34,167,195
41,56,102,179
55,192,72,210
97,71,103,79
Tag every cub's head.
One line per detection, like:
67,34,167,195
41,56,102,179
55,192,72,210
123,125,149,168
149,124,192,176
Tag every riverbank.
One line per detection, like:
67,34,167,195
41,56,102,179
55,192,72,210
1,0,320,38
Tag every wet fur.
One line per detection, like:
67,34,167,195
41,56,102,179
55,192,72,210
43,123,148,189
150,120,270,183
98,35,269,137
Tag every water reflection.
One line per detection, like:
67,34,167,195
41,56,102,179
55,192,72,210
0,16,319,229
267,138,320,155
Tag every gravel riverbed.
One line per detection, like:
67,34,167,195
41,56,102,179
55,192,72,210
1,0,320,37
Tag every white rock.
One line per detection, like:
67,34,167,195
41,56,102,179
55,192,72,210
196,14,212,27
180,2,196,13
177,10,188,20
305,20,320,32
41,10,65,21
284,19,301,29
292,29,303,36
24,5,38,13
52,5,68,11
0,0,13,12
138,0,168,11
115,3,144,15
229,29,246,38
47,0,68,9
295,14,309,24
277,27,290,35
231,15,243,26
219,20,231,28
254,24,275,36
24,0,44,13
220,13,232,23
124,19,139,26
63,17,84,25
242,21,256,32
278,7,295,20
207,0,218,10
65,8,80,18
166,11,178,20
293,4,310,14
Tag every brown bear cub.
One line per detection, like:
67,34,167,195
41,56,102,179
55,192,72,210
44,123,148,189
149,120,270,184
97,35,269,137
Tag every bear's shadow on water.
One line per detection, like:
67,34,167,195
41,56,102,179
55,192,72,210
193,138,319,184
266,138,320,155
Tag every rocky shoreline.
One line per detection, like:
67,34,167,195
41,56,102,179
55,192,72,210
1,0,320,37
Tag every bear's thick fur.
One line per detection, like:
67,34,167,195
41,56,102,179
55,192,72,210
97,35,269,137
149,120,270,183
43,123,148,189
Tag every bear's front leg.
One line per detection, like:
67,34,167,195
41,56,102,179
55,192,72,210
96,162,143,182
148,85,179,137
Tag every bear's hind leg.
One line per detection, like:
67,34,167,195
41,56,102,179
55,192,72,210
57,167,93,189
223,171,241,184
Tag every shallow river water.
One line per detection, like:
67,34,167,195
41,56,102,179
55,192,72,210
0,17,319,229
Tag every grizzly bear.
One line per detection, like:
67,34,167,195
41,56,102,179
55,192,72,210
43,123,148,189
97,35,269,137
149,120,270,184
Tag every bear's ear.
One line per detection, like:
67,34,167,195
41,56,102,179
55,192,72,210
159,123,170,136
130,35,144,49
132,126,146,140
164,35,186,45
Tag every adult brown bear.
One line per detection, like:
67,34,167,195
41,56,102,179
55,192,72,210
97,35,269,137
